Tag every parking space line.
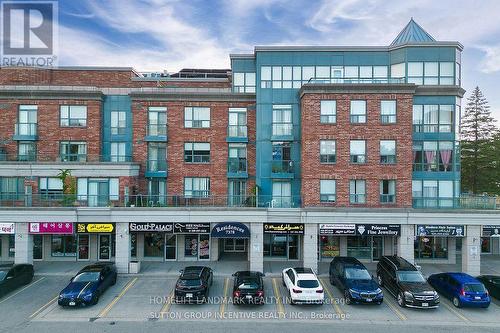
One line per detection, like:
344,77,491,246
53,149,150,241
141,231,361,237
441,299,470,323
219,277,229,318
0,277,45,305
159,288,174,315
29,295,58,319
319,278,345,319
97,277,138,319
383,296,407,321
272,278,285,318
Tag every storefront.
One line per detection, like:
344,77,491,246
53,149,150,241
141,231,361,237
29,222,75,261
263,223,303,260
0,223,15,261
481,225,500,254
211,222,250,260
318,224,355,260
76,223,115,261
415,224,464,262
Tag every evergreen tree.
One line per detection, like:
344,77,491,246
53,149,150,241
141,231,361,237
460,87,498,194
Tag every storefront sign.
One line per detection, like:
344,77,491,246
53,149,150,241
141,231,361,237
76,223,114,233
263,223,304,235
356,224,401,236
29,222,74,234
416,225,465,237
174,223,210,234
0,223,15,234
482,225,500,237
211,222,250,238
129,222,173,233
319,224,356,235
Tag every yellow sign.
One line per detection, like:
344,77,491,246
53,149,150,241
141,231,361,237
77,223,114,233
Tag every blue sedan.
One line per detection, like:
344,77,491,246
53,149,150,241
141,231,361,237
428,272,490,308
58,263,117,306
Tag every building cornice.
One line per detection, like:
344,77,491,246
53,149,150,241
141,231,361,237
414,85,466,97
129,91,256,102
0,87,103,100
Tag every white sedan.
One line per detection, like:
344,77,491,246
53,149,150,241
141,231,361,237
282,267,324,305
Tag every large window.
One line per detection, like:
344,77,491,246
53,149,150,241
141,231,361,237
110,142,127,162
407,61,455,85
148,179,166,205
349,180,366,204
17,105,37,136
147,142,167,172
350,140,366,163
228,143,247,173
415,237,448,259
228,180,246,206
320,140,336,163
272,181,292,208
184,142,210,163
185,107,210,128
413,141,454,172
380,180,396,204
272,142,292,174
412,180,454,208
60,141,87,162
228,108,247,137
350,100,366,123
111,111,126,135
143,233,164,258
77,178,119,207
18,142,36,161
233,72,255,93
51,235,76,257
391,63,405,79
320,180,336,203
380,140,396,164
184,177,210,197
320,100,336,123
60,105,87,127
40,177,63,198
413,104,453,133
381,100,396,124
272,105,292,136
0,177,24,200
148,107,167,136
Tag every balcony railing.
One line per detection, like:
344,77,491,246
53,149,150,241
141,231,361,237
307,78,407,84
0,153,134,163
272,123,293,136
227,125,247,138
413,196,497,209
14,123,37,137
380,194,396,203
227,158,247,174
147,124,167,137
147,159,167,172
59,154,87,162
350,194,366,204
271,160,294,174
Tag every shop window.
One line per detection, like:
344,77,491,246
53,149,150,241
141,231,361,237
51,235,76,257
347,236,371,259
130,233,137,257
144,233,164,257
319,236,340,258
9,235,15,257
414,236,448,259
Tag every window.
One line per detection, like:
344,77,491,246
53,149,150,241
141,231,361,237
148,107,167,136
413,104,453,133
349,180,366,204
228,180,246,206
380,140,396,164
272,105,292,136
413,141,454,172
77,178,119,206
17,105,37,136
185,107,210,128
350,100,366,123
408,62,423,84
440,62,454,84
412,180,454,208
60,141,87,162
18,142,36,161
261,66,271,88
110,142,127,162
0,177,23,200
391,63,405,79
407,62,455,86
350,140,366,163
424,62,438,85
228,108,247,137
111,111,126,135
380,180,396,203
148,179,166,205
60,105,87,127
147,142,167,171
320,100,336,123
272,181,292,208
40,177,63,198
272,142,292,173
184,142,210,163
320,140,336,163
320,180,336,202
184,177,210,197
439,105,453,132
233,72,255,93
228,143,247,173
272,66,282,88
51,235,76,257
415,236,448,259
381,100,396,123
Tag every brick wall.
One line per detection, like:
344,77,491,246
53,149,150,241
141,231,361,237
301,92,413,208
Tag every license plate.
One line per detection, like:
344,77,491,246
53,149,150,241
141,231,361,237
246,295,253,300
366,298,372,302
422,303,429,307
186,293,193,298
475,296,481,300
69,301,76,306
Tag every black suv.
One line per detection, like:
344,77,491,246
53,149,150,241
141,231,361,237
175,266,213,303
376,256,439,309
0,264,34,297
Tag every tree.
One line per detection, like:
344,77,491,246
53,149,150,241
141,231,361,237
461,87,498,194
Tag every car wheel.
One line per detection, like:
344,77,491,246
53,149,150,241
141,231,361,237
92,293,100,305
344,290,352,305
377,275,383,287
397,293,405,308
111,275,117,286
330,276,335,285
282,276,286,287
452,297,461,308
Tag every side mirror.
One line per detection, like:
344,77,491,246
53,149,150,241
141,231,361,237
260,273,266,277
232,273,236,277
415,265,422,271
179,269,184,274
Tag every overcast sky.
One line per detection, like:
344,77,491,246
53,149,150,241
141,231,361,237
58,0,500,121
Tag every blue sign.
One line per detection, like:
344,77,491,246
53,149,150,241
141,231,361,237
211,222,250,238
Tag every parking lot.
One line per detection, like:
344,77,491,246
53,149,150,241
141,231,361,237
1,274,500,328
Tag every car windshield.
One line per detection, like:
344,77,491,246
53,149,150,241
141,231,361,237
345,267,371,280
397,271,426,283
490,278,500,285
297,279,319,288
73,272,100,283
464,283,486,293
178,278,202,287
238,278,259,289
0,271,7,281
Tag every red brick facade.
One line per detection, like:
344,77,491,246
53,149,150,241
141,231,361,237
301,92,414,208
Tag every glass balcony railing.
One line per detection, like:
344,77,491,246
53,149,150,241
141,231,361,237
147,159,167,172
271,160,294,174
272,123,293,136
14,123,37,137
307,78,407,84
59,154,87,162
380,194,396,203
147,124,167,137
227,158,247,174
227,125,247,138
350,194,366,204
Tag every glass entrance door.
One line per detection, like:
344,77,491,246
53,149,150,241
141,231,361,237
372,236,384,261
165,234,177,260
78,234,90,260
98,234,111,260
33,235,43,260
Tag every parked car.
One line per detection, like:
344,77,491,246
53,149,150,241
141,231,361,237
282,267,324,305
232,271,265,305
476,275,500,300
428,272,490,308
174,266,213,303
0,264,34,297
329,257,383,305
58,262,117,306
376,256,439,308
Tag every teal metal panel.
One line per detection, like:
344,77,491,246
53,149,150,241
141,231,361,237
102,95,132,161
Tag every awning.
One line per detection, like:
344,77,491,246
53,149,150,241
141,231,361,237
211,222,250,238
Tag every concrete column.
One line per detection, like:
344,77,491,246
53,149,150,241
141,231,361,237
398,224,415,264
249,223,263,273
340,237,348,256
14,223,33,265
383,236,394,256
448,238,456,264
491,237,500,255
303,224,318,273
462,225,481,276
115,222,130,274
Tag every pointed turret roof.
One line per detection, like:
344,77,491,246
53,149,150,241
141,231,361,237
390,18,436,46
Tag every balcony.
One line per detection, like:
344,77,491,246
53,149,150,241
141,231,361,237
59,154,87,162
380,194,396,204
413,196,497,209
271,160,294,178
145,159,167,177
227,125,248,142
227,158,248,178
307,78,407,84
145,124,168,142
13,123,38,140
271,123,293,141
